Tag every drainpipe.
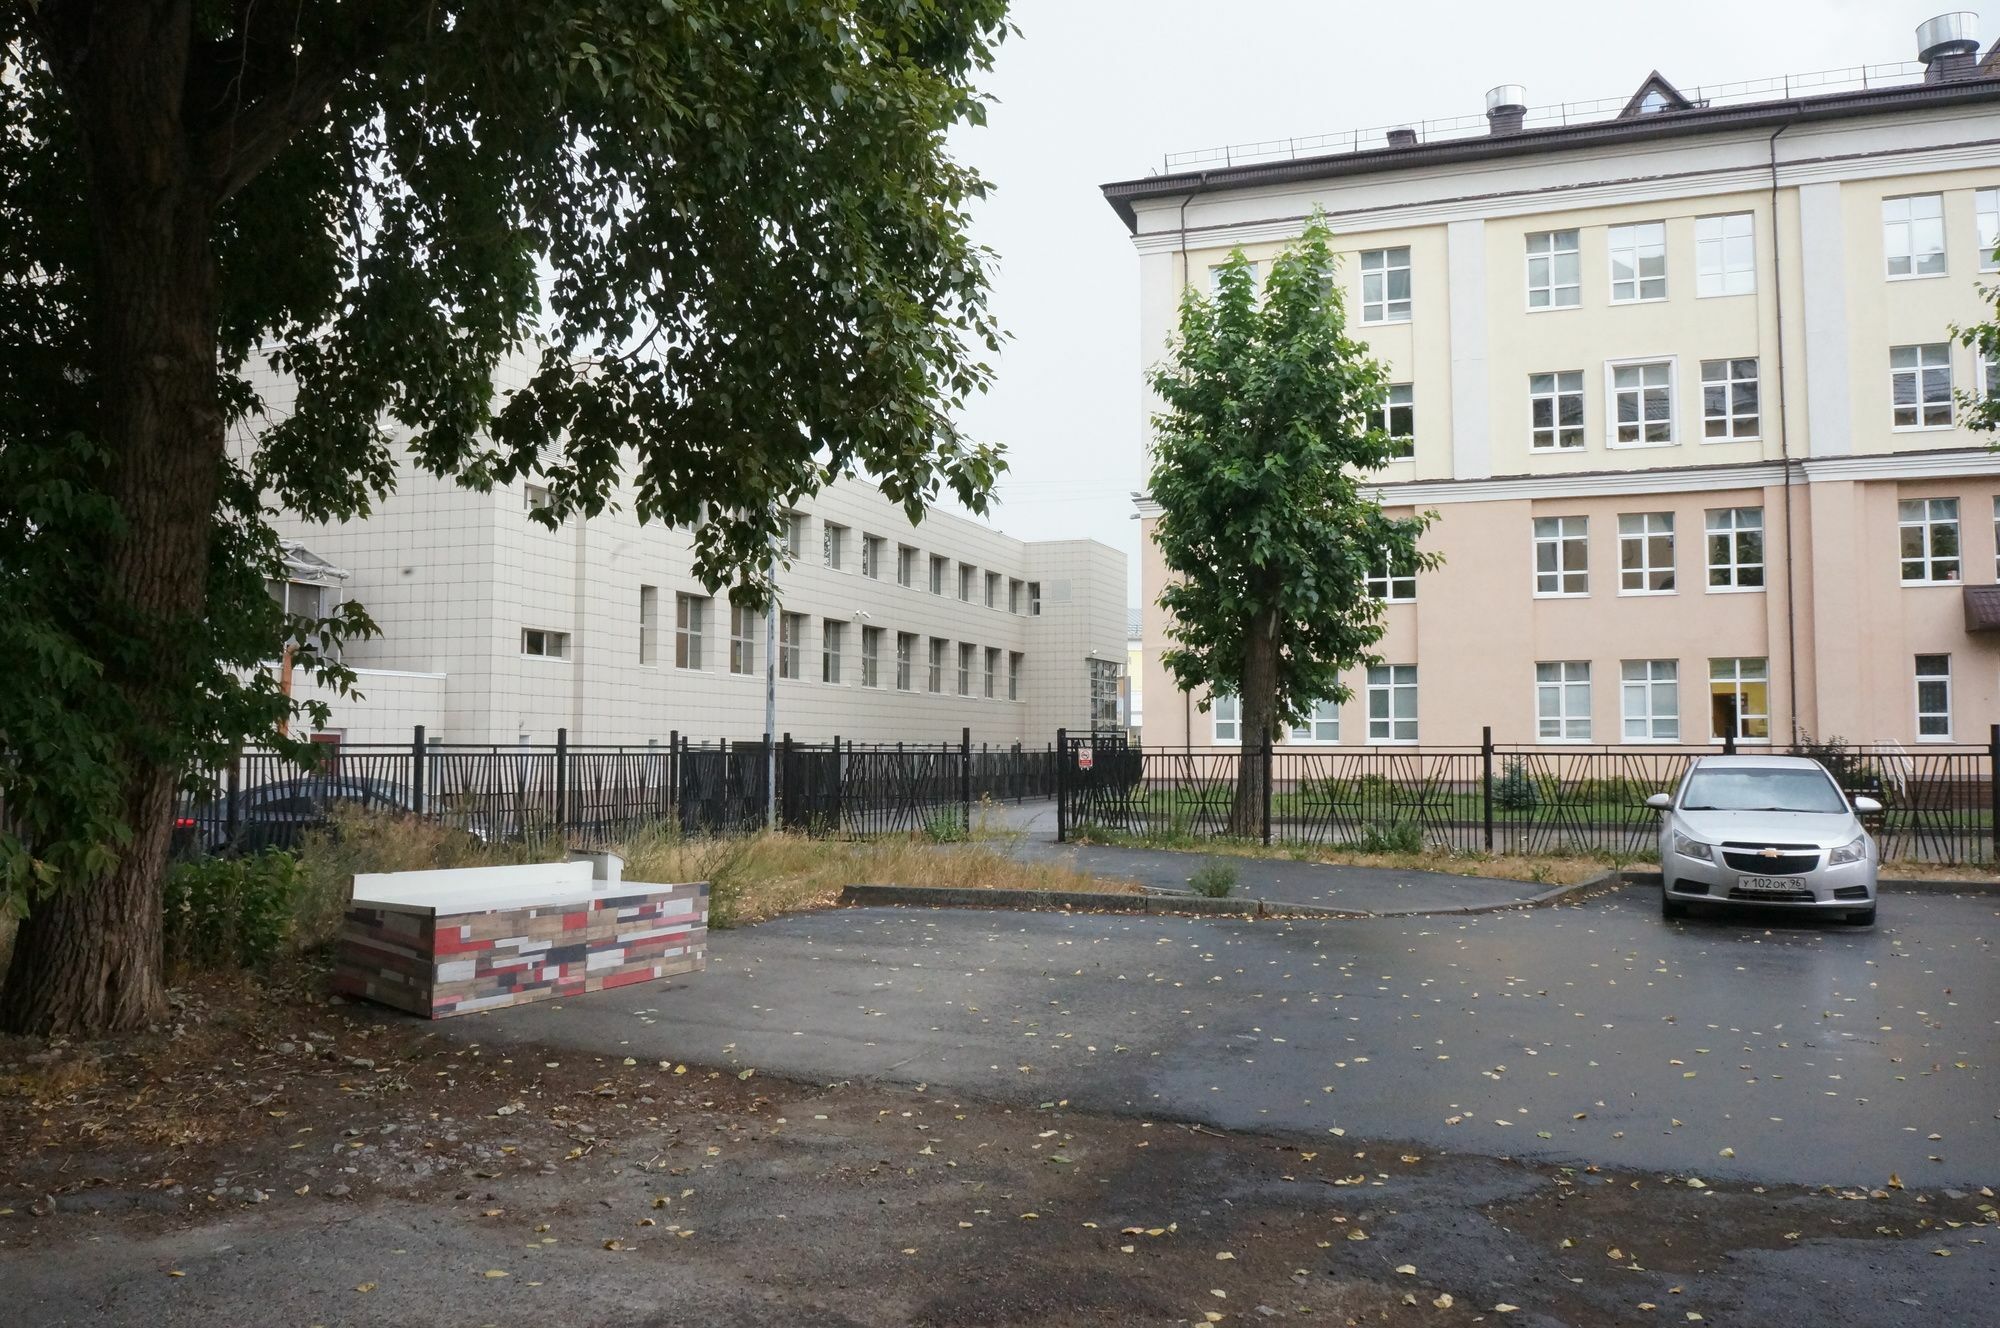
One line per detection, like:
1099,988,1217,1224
1769,120,1801,744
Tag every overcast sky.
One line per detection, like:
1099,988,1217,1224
942,0,1966,604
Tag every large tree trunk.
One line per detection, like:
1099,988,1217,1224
1,3,222,1036
1227,609,1280,839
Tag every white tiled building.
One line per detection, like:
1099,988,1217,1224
273,457,1127,747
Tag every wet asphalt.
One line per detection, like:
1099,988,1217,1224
462,884,1999,1188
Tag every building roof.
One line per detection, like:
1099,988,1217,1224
1100,68,2000,232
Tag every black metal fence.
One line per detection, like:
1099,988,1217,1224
1055,728,1999,866
183,726,1057,854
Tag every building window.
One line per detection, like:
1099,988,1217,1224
523,483,553,514
1088,659,1122,730
1008,578,1024,614
1916,654,1953,740
1609,359,1675,446
1994,497,2000,579
1525,229,1580,309
1288,700,1340,744
1535,660,1592,742
895,631,917,691
1208,262,1260,296
1367,547,1417,602
1700,358,1759,440
984,571,1001,608
1618,512,1675,594
1608,221,1667,302
861,534,886,580
927,637,947,693
1705,508,1764,590
1891,344,1953,429
897,544,918,588
1008,651,1023,701
1533,515,1589,596
1374,384,1415,459
1529,371,1585,451
822,522,847,571
929,555,948,595
521,627,569,659
1984,353,2000,402
1899,497,1961,584
673,594,706,669
1366,665,1418,743
779,613,805,680
1979,188,2000,272
958,563,976,602
729,603,757,676
1028,581,1042,616
1709,657,1770,742
984,646,1000,699
821,619,845,684
861,625,883,688
638,585,659,665
1695,213,1755,297
1883,193,1946,278
784,511,807,559
1359,246,1412,323
957,642,975,696
1621,659,1680,741
1212,693,1240,744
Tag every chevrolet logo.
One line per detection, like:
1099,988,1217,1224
1758,847,1781,859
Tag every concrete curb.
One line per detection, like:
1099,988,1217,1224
1618,869,1998,894
839,873,1617,920
1259,870,1616,919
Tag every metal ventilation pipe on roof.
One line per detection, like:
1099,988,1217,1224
1917,11,1980,82
1485,84,1527,136
1386,126,1418,149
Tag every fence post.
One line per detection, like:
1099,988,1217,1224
960,726,973,834
1723,731,1738,756
410,724,428,817
225,753,241,846
555,727,569,836
668,730,680,827
1481,725,1495,853
832,735,843,835
781,733,794,830
1055,728,1068,843
1260,729,1273,847
1988,724,1999,864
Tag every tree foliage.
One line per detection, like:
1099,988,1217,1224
0,0,1009,1030
1147,219,1436,825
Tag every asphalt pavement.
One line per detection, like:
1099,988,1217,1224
463,883,2000,1188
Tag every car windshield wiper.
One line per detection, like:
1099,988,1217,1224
1679,804,1719,811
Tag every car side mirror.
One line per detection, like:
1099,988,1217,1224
1852,795,1882,814
1645,793,1673,811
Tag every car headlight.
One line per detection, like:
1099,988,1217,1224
1672,831,1712,862
1828,835,1868,867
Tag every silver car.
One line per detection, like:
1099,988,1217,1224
1647,755,1881,926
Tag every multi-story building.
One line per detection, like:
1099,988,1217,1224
270,460,1126,747
1108,13,2000,753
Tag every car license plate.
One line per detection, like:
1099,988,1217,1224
1735,875,1796,894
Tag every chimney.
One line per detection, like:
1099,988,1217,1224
1485,84,1527,136
1918,12,1980,82
1386,126,1419,149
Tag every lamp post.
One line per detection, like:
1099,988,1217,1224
765,508,780,831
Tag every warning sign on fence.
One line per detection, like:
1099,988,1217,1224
1076,748,1094,771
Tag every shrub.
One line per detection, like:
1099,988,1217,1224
1494,758,1540,811
163,852,302,972
1187,863,1237,898
1354,820,1425,854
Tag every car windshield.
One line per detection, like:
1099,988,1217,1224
1679,768,1848,815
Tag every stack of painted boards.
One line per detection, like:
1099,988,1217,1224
332,852,708,1018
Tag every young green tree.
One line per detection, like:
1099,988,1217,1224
0,2,1009,1036
1148,220,1437,837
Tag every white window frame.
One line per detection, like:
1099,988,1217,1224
1699,358,1760,441
1915,654,1953,741
1529,370,1586,451
1883,193,1946,280
1891,344,1953,430
1709,657,1772,744
1212,693,1240,745
1535,660,1592,743
638,584,659,666
674,594,706,670
860,625,883,688
1374,384,1415,460
1993,496,2000,580
957,642,975,696
1617,512,1675,595
1606,357,1677,448
1978,188,2000,273
1287,700,1341,745
1705,507,1765,592
958,563,976,602
1694,213,1755,298
521,627,569,660
1532,514,1589,597
927,637,947,693
822,522,847,571
783,511,807,559
929,555,948,595
1525,229,1581,310
1621,659,1680,742
860,534,885,580
729,603,757,676
897,544,918,588
1899,497,1962,585
1359,246,1412,324
895,631,916,691
779,613,805,680
821,618,845,684
1366,547,1417,602
1366,665,1419,744
1607,221,1667,303
1008,651,1023,701
523,483,554,515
